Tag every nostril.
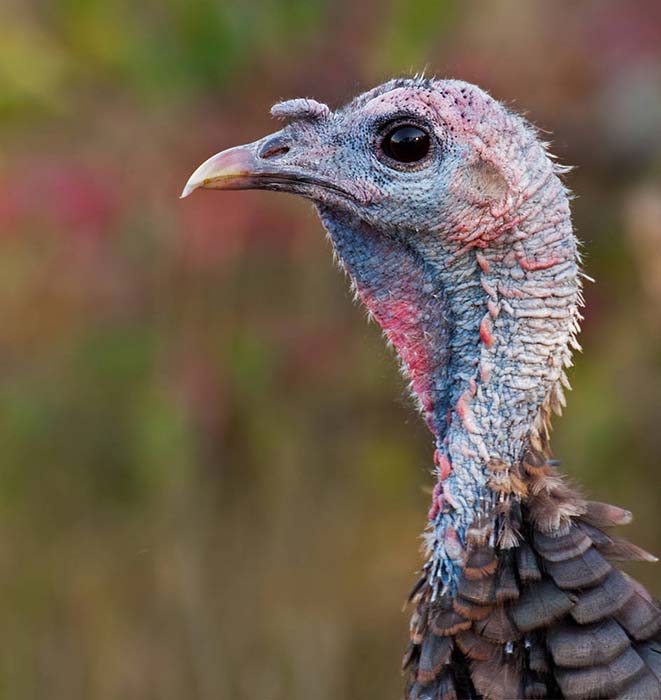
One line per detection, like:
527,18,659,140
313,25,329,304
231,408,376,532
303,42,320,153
258,137,290,160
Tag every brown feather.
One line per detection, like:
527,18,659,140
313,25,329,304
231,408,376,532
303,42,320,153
617,671,661,700
436,671,459,700
523,677,548,699
595,536,658,563
533,526,592,562
453,596,494,621
495,554,520,603
464,545,498,580
471,656,522,699
497,518,521,550
515,542,542,583
544,546,611,589
417,633,452,685
637,640,661,682
546,618,630,668
577,520,612,546
527,472,565,497
582,501,633,528
615,587,661,641
454,629,498,661
509,580,575,633
408,682,429,700
555,646,645,699
409,606,429,645
474,606,520,643
523,449,550,476
408,574,428,604
570,569,634,625
402,640,419,671
528,487,586,533
528,641,550,674
431,607,471,636
487,457,509,472
456,571,496,605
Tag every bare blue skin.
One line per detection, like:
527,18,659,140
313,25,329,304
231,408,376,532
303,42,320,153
182,78,581,593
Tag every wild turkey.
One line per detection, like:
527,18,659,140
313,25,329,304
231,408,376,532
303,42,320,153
182,78,661,699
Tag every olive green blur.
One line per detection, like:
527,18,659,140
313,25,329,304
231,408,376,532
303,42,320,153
0,1,659,698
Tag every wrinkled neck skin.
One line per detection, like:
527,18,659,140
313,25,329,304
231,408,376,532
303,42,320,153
317,149,581,595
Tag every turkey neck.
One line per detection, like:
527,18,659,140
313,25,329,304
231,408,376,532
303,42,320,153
317,157,581,593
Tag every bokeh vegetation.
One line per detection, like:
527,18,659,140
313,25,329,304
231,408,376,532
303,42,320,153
1,1,660,698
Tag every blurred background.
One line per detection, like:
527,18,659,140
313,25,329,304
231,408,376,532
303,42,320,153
0,1,660,698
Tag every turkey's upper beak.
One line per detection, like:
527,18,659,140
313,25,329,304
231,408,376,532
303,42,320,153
181,133,358,202
180,141,268,198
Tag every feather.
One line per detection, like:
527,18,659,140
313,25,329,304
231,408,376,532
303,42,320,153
523,675,548,699
522,449,549,476
402,640,419,671
495,554,520,603
582,501,632,528
454,629,498,661
637,640,661,682
617,671,661,700
577,521,612,546
431,607,471,636
528,488,587,532
515,542,542,582
528,640,550,674
533,526,591,562
464,546,498,580
546,618,630,668
595,536,658,563
474,606,520,643
409,681,436,700
555,646,645,699
456,572,496,605
409,607,429,645
615,586,661,640
544,546,611,589
408,574,428,604
453,596,494,621
417,634,452,685
509,579,575,633
570,569,634,624
436,670,459,700
577,518,656,562
471,656,522,699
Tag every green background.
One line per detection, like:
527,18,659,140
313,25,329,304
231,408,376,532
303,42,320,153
1,1,660,698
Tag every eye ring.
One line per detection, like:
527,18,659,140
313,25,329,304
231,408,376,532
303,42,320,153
379,123,432,167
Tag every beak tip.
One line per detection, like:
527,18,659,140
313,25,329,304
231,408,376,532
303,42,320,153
180,180,198,199
180,143,269,200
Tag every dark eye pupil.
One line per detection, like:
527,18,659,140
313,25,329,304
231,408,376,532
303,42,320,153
382,125,430,163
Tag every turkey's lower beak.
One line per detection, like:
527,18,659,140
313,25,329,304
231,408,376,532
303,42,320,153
180,144,266,199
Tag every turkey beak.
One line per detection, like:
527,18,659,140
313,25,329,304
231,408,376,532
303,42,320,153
180,141,267,198
181,133,354,202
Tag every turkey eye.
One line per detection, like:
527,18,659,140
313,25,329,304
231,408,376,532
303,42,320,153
381,125,430,163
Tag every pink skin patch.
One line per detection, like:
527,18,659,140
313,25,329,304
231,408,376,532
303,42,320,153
326,214,447,441
444,527,464,561
362,293,436,425
428,481,444,521
434,449,453,481
479,313,494,348
516,253,562,271
455,378,478,433
475,252,491,274
428,450,453,521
